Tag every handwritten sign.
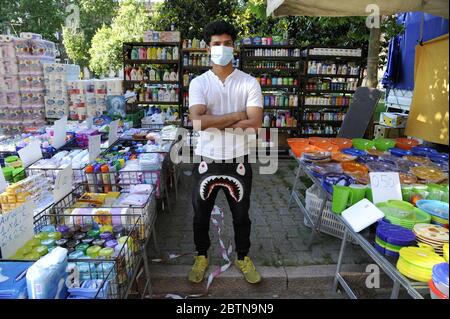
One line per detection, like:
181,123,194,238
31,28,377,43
52,116,68,149
18,140,43,168
53,164,73,202
88,134,101,162
0,201,35,259
0,167,7,193
369,172,402,204
108,120,119,145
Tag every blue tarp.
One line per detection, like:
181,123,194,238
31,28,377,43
383,12,448,90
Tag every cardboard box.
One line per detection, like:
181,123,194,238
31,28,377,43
143,31,180,43
374,124,405,139
379,112,408,128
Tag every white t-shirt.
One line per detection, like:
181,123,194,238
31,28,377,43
189,69,263,160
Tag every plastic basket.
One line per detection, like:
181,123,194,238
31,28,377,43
51,184,156,242
33,213,143,299
26,165,87,184
304,185,357,244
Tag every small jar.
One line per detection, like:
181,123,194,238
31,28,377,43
33,245,48,257
47,232,62,240
55,239,68,247
98,247,114,259
75,243,90,254
82,237,95,245
86,245,102,258
87,229,101,239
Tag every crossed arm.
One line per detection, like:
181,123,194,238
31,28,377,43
189,105,263,131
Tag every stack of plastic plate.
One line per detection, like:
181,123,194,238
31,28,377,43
416,200,449,228
429,263,449,299
397,244,445,282
375,220,416,258
413,223,449,256
376,200,431,230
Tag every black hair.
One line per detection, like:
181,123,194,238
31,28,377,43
203,20,237,44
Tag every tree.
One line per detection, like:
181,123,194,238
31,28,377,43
0,0,65,42
89,0,152,76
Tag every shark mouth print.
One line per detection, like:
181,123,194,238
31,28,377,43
199,175,244,203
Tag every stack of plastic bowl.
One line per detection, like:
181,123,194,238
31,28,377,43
376,200,431,230
429,263,449,299
374,138,396,151
352,138,375,151
416,200,449,228
397,244,445,282
375,220,416,259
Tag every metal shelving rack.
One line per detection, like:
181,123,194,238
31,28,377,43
299,46,364,137
122,42,182,124
240,44,302,154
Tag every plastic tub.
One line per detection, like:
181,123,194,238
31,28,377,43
374,138,396,151
342,162,369,174
429,279,449,299
396,138,419,151
329,138,352,150
352,138,375,150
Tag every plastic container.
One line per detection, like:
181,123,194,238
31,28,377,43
376,200,431,229
352,138,375,150
432,263,449,297
374,138,396,151
395,138,419,151
396,244,445,282
329,138,352,150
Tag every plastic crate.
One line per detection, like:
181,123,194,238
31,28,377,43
304,185,357,244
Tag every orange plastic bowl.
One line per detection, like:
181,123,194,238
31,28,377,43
396,138,419,150
317,142,340,153
329,138,353,150
342,161,369,175
287,138,309,149
291,144,321,158
308,137,330,146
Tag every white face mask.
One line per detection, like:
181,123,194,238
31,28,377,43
210,45,234,66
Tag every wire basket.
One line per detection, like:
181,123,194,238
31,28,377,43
304,185,357,244
50,184,156,242
26,165,87,184
141,123,164,130
34,212,143,299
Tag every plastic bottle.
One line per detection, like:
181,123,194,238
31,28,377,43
170,87,176,102
173,46,179,60
85,165,97,192
109,164,118,192
101,165,111,193
163,70,170,81
161,47,167,60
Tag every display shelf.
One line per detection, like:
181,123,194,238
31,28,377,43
242,56,300,61
244,67,299,73
131,101,180,105
126,42,180,46
261,127,299,131
124,59,179,65
302,104,349,109
303,74,360,78
241,44,299,49
124,80,179,85
263,107,298,110
261,85,298,89
305,55,362,61
305,90,356,94
300,133,339,137
301,120,343,125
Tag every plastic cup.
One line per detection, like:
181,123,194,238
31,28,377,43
366,187,373,202
332,185,351,214
401,185,413,202
348,185,367,206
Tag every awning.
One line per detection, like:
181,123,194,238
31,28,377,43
267,0,449,18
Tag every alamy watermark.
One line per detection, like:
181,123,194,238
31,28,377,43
365,264,381,289
366,4,381,29
65,4,81,32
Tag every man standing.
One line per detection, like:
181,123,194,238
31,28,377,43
188,20,263,284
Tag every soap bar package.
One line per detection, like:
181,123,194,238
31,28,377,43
0,261,34,299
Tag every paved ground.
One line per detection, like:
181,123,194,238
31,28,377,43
148,158,372,267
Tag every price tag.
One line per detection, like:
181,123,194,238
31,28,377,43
52,116,68,149
18,140,43,168
108,120,119,145
0,201,35,259
53,164,73,202
88,134,102,162
369,172,402,204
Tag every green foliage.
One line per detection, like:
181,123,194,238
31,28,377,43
0,0,65,42
89,0,151,76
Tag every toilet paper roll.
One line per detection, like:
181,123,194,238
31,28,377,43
20,32,43,40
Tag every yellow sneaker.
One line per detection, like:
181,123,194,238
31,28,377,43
188,256,209,283
235,256,262,284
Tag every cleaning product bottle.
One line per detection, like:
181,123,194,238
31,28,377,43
166,47,172,60
170,86,176,102
163,70,170,81
161,47,167,60
101,165,111,193
263,113,270,127
85,165,97,192
173,46,179,60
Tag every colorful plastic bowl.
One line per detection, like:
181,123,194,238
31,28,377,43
374,138,396,151
352,138,375,151
396,138,420,151
329,138,353,150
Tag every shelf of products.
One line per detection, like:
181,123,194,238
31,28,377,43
123,42,182,124
299,46,363,137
